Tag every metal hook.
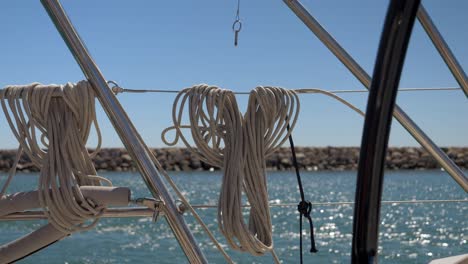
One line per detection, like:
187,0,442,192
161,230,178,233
176,199,188,214
132,197,165,223
232,0,242,47
232,20,242,47
232,20,242,32
107,80,124,95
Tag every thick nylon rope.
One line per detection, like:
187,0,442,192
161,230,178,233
146,154,235,263
162,84,299,257
0,146,22,198
1,82,108,233
1,82,236,263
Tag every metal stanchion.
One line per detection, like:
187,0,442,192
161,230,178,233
417,4,468,98
40,1,207,262
283,0,467,192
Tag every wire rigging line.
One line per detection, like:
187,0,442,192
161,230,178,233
0,85,461,99
185,199,468,209
108,84,461,96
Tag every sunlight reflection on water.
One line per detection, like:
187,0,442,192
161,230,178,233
0,170,466,263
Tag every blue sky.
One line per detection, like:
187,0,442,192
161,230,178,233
0,0,467,149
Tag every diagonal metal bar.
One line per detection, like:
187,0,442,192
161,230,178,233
417,4,468,98
283,0,468,192
352,0,420,262
40,1,207,263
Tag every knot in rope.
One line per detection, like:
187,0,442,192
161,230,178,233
297,200,318,253
162,84,299,256
297,200,312,217
287,127,318,262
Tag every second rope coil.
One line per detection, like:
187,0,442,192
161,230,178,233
162,84,299,256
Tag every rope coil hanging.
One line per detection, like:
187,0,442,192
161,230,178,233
1,81,109,233
162,84,299,256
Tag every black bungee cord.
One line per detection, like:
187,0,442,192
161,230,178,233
287,124,318,264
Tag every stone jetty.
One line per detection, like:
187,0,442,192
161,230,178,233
0,147,466,172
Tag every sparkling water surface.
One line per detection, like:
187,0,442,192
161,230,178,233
0,170,466,263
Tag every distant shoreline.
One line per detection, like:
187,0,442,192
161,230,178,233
0,147,466,172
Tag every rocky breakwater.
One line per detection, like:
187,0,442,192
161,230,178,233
0,147,467,172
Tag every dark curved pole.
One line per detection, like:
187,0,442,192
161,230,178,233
351,0,420,263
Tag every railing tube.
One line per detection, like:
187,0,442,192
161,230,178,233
283,0,468,192
417,4,468,98
40,1,207,262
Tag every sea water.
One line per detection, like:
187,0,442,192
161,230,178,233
0,170,466,263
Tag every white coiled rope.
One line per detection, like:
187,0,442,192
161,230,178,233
1,82,109,233
162,84,299,256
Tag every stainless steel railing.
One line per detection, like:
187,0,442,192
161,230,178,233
417,5,468,98
283,0,467,192
40,1,207,262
